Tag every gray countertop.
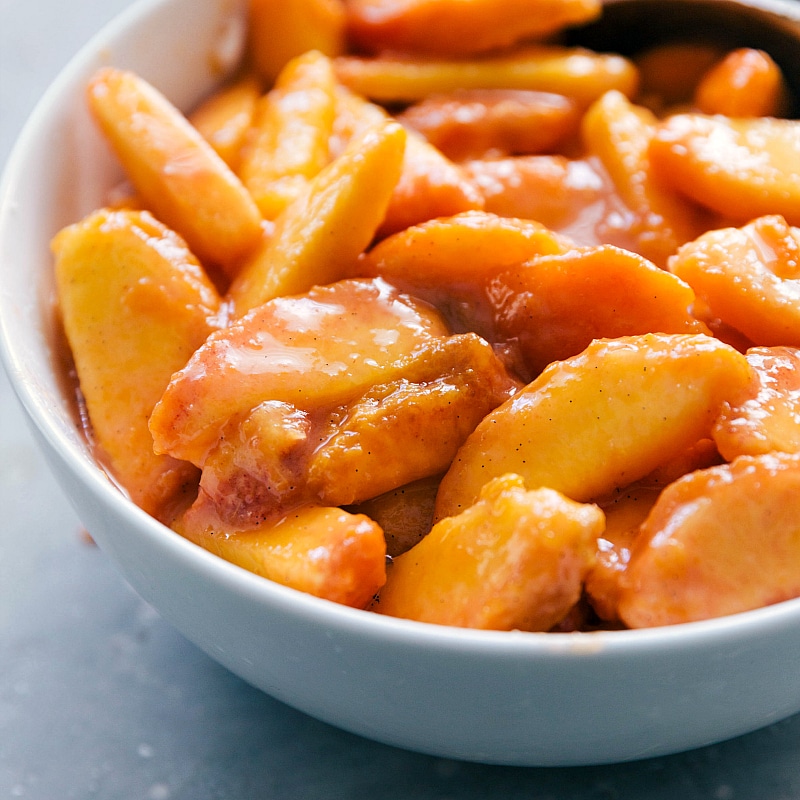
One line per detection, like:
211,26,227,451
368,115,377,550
3,1,800,797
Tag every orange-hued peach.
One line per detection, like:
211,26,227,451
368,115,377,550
397,89,581,162
238,51,336,220
333,47,639,107
247,0,346,84
434,333,753,519
618,453,800,627
53,209,221,520
649,115,800,225
332,88,483,238
374,474,602,630
372,475,605,631
189,72,262,170
582,90,708,267
348,475,441,558
150,277,513,470
693,48,789,118
182,331,516,528
361,210,570,286
178,504,386,608
227,119,406,316
346,0,601,57
489,245,709,376
669,215,800,346
714,346,800,459
86,68,262,275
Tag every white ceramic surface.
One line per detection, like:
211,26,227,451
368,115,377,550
3,0,800,768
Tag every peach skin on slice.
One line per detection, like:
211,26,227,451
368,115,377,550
184,331,517,529
491,244,710,376
86,68,262,276
434,333,754,519
618,452,800,627
373,474,602,631
177,504,385,609
227,119,406,317
53,208,222,521
149,277,451,467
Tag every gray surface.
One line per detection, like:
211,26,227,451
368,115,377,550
3,1,800,797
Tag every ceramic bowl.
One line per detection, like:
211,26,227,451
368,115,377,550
3,0,800,767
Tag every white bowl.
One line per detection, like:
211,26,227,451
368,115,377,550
3,0,800,768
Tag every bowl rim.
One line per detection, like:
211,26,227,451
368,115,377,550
3,0,800,663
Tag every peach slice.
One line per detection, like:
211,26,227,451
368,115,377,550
86,68,262,276
151,277,452,466
434,333,753,519
669,215,800,346
178,504,386,609
346,0,601,57
649,115,800,225
373,474,602,631
238,50,336,220
714,346,800,459
53,208,221,520
227,119,406,316
333,46,639,107
247,0,346,84
619,453,800,627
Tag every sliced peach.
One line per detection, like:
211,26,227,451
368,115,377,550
247,0,346,84
346,0,601,57
189,72,262,170
53,209,221,520
619,453,800,627
86,68,262,276
582,90,708,267
462,155,612,240
150,278,452,466
714,346,800,459
238,50,336,220
397,89,581,161
333,46,639,107
669,215,800,347
348,476,440,558
434,333,754,519
694,48,789,118
490,244,709,375
227,119,405,316
181,331,517,528
374,474,602,631
178,504,386,608
649,114,800,225
362,210,570,285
